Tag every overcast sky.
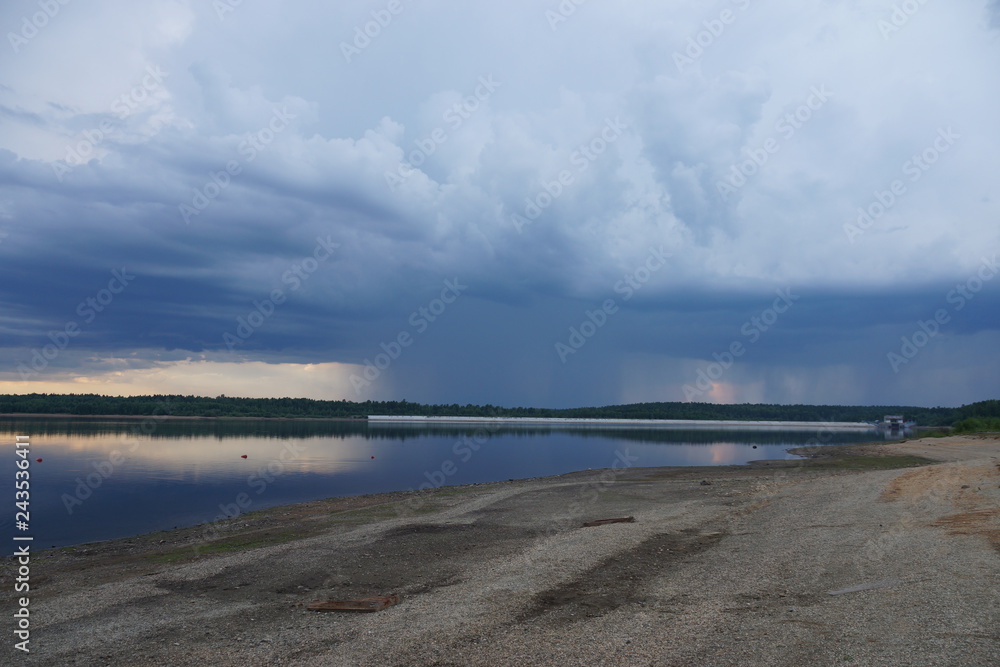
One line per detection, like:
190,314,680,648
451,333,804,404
1,0,998,409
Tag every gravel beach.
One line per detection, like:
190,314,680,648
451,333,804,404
4,435,999,666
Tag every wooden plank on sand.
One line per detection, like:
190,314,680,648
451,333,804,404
582,516,636,527
307,595,401,612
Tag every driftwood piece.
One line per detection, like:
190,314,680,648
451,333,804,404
307,595,401,612
581,516,636,527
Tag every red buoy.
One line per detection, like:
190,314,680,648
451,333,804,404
241,454,248,459
371,456,375,459
35,458,42,463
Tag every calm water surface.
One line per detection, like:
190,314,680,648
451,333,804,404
1,418,883,548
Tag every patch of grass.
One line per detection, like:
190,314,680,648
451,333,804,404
412,502,445,515
325,499,446,526
432,487,473,497
952,417,1000,434
332,504,399,517
149,530,301,563
801,455,933,470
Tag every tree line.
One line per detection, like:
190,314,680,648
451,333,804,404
1,393,998,426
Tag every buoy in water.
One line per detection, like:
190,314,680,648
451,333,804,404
36,458,43,462
241,454,248,459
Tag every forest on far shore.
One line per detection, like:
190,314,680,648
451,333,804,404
1,394,999,429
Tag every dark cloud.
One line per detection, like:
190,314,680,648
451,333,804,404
0,0,996,407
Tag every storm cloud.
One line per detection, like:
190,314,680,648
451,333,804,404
1,0,997,408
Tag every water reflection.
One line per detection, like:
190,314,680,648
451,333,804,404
0,418,881,548
0,417,886,444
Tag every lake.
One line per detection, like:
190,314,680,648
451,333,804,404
1,417,887,548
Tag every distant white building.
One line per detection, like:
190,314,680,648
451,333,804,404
883,415,904,430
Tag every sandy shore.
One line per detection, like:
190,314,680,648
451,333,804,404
3,435,999,666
